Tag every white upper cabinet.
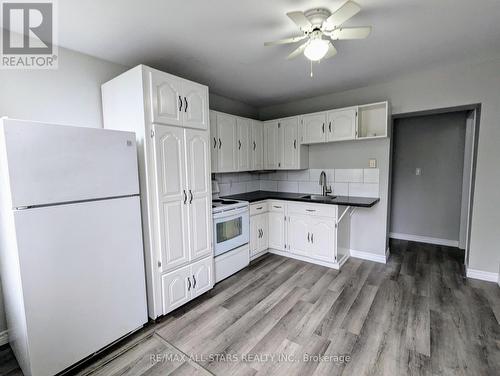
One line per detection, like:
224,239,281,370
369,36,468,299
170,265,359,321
281,117,298,170
237,117,251,171
252,121,264,170
182,81,209,130
149,70,183,126
264,121,279,169
216,113,238,172
302,112,327,144
149,68,208,129
327,108,357,142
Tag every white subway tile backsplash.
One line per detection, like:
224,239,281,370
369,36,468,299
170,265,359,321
219,183,231,196
335,169,363,183
278,181,299,193
287,170,310,182
326,169,335,183
363,169,380,183
273,171,288,181
308,169,323,183
238,172,252,182
260,180,278,191
246,180,260,192
230,182,247,194
348,183,379,197
333,183,349,196
298,181,321,194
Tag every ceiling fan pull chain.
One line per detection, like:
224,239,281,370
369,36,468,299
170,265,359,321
310,60,314,78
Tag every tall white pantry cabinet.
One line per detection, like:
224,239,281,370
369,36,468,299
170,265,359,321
102,65,213,319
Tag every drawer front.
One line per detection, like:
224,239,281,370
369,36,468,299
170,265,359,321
287,202,337,218
268,201,285,213
250,201,268,215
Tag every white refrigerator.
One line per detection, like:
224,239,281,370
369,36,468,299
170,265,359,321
0,119,148,376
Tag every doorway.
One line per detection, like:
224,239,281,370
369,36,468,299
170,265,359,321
389,105,480,267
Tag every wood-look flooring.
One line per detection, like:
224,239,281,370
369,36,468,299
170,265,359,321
2,239,500,375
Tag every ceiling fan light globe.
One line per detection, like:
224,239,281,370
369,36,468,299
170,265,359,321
304,39,329,61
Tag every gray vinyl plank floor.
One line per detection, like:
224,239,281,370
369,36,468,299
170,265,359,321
2,239,500,375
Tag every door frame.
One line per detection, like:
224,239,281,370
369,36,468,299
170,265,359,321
389,103,481,270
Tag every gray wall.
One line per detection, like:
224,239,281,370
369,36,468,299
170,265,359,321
209,93,259,119
259,55,500,275
390,112,467,242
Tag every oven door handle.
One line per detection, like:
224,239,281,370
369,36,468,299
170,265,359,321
212,207,249,219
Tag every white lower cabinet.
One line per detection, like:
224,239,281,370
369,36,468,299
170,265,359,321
250,211,268,259
308,218,336,262
268,211,285,251
161,256,213,313
288,215,310,256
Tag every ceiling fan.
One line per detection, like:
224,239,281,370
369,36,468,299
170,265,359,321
265,1,371,65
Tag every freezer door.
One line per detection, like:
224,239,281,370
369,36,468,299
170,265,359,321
13,196,147,376
1,119,139,208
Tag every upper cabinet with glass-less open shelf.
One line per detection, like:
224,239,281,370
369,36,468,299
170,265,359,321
299,101,390,145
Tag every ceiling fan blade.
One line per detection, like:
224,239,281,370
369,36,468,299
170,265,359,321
286,11,313,31
264,35,306,46
328,26,371,40
323,42,338,60
324,1,361,29
286,42,308,60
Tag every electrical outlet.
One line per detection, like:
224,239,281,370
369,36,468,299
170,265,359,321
369,159,377,168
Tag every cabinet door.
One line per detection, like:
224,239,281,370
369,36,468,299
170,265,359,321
327,108,357,142
303,113,327,144
268,212,285,251
288,215,310,256
252,121,264,170
282,118,298,169
149,70,183,126
153,125,189,271
264,121,278,169
237,117,251,171
309,218,336,262
216,113,237,172
209,111,218,172
185,129,212,261
182,81,208,130
161,264,191,314
191,257,214,298
259,213,269,252
250,215,260,257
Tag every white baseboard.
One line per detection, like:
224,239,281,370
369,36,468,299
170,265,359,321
389,232,459,247
0,330,8,346
349,249,388,264
466,268,499,283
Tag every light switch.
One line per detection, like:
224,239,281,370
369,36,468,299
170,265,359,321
415,168,422,176
369,159,377,168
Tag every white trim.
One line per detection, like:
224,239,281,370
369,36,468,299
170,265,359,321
268,249,341,270
466,268,499,283
389,232,459,247
0,330,8,346
349,249,387,264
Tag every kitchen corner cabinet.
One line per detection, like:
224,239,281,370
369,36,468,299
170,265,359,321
101,65,214,319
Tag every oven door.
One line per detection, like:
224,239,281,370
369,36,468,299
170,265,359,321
213,207,249,257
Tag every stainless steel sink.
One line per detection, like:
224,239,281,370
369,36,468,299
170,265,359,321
300,194,337,201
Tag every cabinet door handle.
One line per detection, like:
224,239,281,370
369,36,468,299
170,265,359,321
307,232,310,242
311,233,314,243
178,95,183,112
238,140,242,150
192,275,196,288
213,137,217,149
273,205,282,209
329,122,332,132
183,190,187,204
189,190,193,204
218,138,221,149
253,141,256,150
184,97,188,113
322,123,325,133
187,277,191,291
294,139,297,149
256,206,263,210
306,209,316,212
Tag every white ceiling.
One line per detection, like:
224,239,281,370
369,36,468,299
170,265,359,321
58,0,500,107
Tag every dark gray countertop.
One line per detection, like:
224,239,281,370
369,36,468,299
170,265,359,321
222,191,379,208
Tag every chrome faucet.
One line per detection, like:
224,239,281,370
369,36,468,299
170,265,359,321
319,171,332,196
